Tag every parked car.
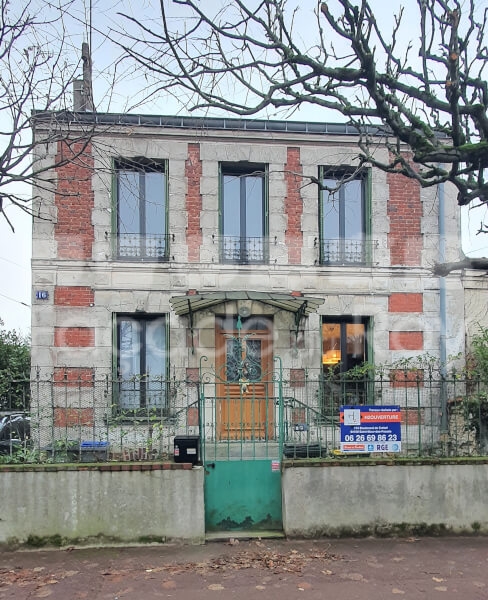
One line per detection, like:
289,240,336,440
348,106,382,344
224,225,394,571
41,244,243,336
0,414,30,454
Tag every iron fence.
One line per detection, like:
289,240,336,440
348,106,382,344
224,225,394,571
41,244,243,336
0,369,487,463
281,370,488,458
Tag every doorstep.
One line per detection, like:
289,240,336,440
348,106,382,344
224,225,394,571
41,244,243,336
205,530,285,542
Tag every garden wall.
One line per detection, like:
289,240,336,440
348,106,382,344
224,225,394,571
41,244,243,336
0,463,205,546
282,461,488,536
2,461,488,546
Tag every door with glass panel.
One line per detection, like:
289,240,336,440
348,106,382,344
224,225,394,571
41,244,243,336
215,316,273,440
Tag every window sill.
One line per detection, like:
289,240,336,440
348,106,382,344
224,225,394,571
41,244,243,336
114,256,171,263
106,413,176,426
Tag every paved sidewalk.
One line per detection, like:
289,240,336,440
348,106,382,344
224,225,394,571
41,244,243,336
1,536,488,599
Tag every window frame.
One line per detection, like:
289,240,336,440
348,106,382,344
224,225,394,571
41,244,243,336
322,316,370,375
113,313,170,417
219,162,269,264
320,316,372,418
318,167,371,265
113,157,169,261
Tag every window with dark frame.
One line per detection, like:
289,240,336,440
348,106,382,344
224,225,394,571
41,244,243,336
116,315,168,413
319,168,367,265
321,317,369,417
220,163,268,264
116,158,168,260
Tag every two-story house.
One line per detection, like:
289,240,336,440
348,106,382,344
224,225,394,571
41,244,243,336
30,112,465,463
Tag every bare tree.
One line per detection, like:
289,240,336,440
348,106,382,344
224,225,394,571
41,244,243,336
114,0,488,221
0,0,94,231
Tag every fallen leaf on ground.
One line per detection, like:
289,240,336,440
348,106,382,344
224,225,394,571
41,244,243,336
340,572,366,581
208,583,225,590
34,589,53,598
298,582,312,589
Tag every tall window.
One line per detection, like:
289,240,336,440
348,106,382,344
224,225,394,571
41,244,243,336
319,168,367,265
321,317,369,414
220,163,268,263
116,158,168,260
116,315,167,412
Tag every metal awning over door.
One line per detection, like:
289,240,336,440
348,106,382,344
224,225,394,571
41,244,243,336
169,291,324,317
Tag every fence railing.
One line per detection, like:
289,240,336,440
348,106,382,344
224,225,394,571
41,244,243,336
281,370,488,458
1,371,487,462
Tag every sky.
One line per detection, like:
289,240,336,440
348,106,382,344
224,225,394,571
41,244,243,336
0,0,487,336
0,208,31,335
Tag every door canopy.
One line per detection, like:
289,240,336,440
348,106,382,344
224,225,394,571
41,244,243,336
170,291,324,350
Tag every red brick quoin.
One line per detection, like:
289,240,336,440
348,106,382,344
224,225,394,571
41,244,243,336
388,293,423,313
54,327,95,347
285,147,303,264
389,331,424,351
390,369,424,388
185,143,202,262
54,408,94,427
387,164,422,266
55,141,94,260
53,367,94,387
54,286,94,307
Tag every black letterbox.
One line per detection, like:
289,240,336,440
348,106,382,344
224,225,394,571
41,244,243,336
174,435,200,466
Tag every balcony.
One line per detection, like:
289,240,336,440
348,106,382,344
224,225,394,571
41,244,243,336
109,233,172,261
319,238,376,266
214,235,269,264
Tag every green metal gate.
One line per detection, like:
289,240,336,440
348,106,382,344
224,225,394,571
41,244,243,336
199,331,284,533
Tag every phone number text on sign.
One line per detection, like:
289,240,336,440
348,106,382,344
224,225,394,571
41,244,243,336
340,405,402,453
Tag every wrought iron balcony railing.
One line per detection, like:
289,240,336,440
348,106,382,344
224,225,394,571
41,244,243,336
319,238,376,266
109,232,172,261
214,235,269,264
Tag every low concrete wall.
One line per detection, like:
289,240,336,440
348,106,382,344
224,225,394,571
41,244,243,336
0,464,205,545
4,461,488,544
282,462,488,536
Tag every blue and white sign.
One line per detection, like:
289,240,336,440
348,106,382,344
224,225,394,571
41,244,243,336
340,405,402,453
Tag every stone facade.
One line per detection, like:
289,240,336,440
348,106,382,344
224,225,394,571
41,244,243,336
31,115,466,434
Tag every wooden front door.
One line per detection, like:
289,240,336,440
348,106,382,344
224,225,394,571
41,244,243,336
216,316,274,440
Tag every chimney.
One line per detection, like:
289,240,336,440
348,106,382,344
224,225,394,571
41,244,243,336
73,42,94,112
73,78,84,111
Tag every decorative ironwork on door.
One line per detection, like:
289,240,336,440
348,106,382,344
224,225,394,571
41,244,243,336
214,315,274,441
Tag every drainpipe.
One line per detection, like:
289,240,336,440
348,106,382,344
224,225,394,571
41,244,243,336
438,177,448,434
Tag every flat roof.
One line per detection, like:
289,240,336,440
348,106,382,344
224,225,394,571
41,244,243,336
33,110,386,136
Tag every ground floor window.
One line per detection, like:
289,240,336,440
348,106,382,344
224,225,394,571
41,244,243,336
321,317,369,417
116,314,168,412
322,318,367,373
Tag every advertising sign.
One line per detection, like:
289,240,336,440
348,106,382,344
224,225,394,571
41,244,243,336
340,405,402,453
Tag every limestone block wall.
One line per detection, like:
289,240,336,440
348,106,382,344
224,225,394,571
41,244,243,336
464,273,488,345
30,121,466,387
